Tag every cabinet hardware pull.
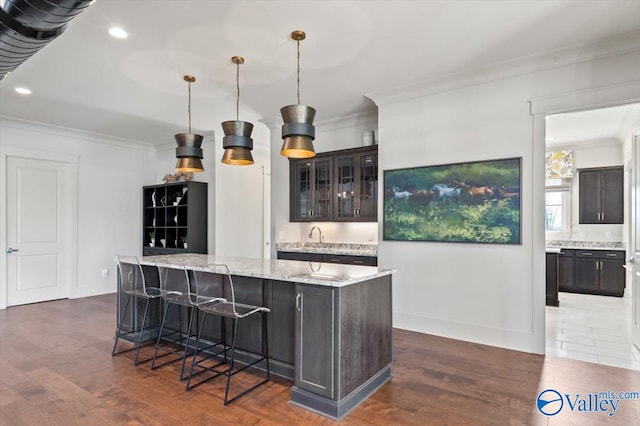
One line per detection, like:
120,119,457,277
353,260,364,264
583,253,592,256
296,293,301,311
601,212,605,221
607,253,617,257
597,212,601,221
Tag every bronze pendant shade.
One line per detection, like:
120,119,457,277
221,56,254,165
221,120,254,165
280,30,316,158
175,75,204,173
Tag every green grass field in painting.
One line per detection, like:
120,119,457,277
383,158,521,244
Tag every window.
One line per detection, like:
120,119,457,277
545,179,571,233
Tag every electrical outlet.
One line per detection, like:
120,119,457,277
368,232,374,241
605,232,611,239
278,231,285,241
102,268,110,278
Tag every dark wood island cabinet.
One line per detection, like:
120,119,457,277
116,254,394,421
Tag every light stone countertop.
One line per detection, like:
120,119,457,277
137,253,394,288
276,242,378,257
545,240,626,250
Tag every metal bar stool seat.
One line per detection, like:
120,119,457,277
151,265,225,380
186,264,271,405
112,255,163,366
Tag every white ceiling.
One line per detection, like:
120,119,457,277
546,103,640,147
1,0,640,147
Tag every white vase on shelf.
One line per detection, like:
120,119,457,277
160,239,166,247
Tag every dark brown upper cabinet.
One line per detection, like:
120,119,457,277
290,156,333,221
578,166,623,224
333,148,378,221
290,146,378,222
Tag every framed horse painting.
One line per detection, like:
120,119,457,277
383,157,521,244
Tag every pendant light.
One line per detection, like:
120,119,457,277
175,75,204,173
280,30,316,158
221,56,254,165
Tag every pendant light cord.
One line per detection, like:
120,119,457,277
236,61,240,121
187,80,192,134
296,38,301,105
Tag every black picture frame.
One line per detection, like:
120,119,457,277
383,157,522,244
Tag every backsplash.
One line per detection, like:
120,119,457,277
545,240,626,249
276,242,378,256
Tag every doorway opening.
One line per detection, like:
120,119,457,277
544,103,640,370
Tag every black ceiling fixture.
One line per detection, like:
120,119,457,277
0,0,93,80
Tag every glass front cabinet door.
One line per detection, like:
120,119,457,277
290,157,333,221
289,146,377,222
334,149,377,222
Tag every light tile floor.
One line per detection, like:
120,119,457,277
546,291,640,371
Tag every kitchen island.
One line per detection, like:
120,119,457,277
116,253,395,420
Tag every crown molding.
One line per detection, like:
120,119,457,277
0,115,156,152
546,137,622,151
367,30,640,108
315,110,378,132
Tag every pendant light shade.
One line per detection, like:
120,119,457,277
175,75,204,173
175,133,204,172
221,120,254,165
280,30,316,158
221,56,254,165
280,104,316,158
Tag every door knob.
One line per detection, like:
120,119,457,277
629,257,635,263
5,247,19,253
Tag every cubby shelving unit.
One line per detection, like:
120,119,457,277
142,181,207,256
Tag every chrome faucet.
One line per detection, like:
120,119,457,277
309,226,323,243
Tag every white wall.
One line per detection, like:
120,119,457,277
371,49,640,353
269,111,379,253
0,118,156,303
214,123,271,258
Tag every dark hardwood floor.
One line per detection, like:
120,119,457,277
0,294,638,425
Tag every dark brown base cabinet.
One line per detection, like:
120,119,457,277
277,251,378,266
557,249,576,292
556,248,625,297
545,252,559,307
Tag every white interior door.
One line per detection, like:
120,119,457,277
6,156,69,306
632,134,640,351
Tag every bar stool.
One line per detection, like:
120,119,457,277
151,265,225,380
112,255,163,366
186,264,270,405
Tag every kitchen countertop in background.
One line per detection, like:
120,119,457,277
545,240,625,250
276,242,378,257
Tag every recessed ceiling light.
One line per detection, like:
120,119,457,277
15,87,32,95
109,27,128,39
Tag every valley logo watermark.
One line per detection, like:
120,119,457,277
537,388,639,417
